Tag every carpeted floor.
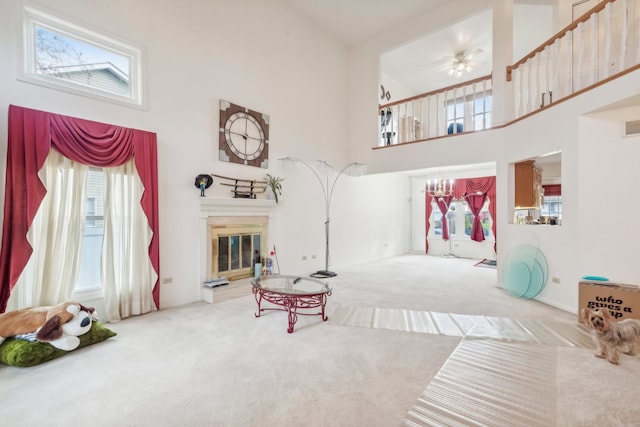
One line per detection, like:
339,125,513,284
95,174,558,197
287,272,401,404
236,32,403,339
1,254,639,426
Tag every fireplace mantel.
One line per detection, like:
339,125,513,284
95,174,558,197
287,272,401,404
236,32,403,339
199,197,277,218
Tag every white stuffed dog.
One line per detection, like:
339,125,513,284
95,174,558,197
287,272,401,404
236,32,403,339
0,302,95,351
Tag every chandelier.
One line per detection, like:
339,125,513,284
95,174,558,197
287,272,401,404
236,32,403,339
426,179,454,198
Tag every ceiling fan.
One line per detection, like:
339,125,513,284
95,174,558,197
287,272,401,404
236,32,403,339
442,48,484,78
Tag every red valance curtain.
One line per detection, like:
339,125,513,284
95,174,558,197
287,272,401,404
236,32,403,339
425,176,496,254
0,105,160,312
543,184,561,196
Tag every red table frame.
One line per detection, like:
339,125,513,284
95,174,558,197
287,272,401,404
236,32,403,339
252,286,332,333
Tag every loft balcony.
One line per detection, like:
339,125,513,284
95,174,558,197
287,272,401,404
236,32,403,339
377,0,640,148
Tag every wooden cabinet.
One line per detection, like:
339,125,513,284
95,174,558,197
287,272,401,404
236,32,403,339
514,160,542,208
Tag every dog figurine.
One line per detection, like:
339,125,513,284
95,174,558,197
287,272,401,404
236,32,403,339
581,307,640,364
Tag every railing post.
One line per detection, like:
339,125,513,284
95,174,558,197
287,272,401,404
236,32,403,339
492,0,514,125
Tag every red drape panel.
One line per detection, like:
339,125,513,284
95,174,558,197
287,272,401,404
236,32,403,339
435,196,453,240
425,194,433,253
0,105,160,312
466,193,488,242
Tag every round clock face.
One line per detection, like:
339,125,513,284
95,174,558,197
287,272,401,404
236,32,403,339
224,112,265,161
219,100,269,168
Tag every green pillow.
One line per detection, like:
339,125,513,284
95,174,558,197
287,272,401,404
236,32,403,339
0,321,117,367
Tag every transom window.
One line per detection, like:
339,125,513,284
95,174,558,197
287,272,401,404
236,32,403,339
21,4,144,107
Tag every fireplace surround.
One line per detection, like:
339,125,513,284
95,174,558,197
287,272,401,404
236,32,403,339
199,198,276,298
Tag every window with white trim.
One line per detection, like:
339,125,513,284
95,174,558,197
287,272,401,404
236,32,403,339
446,92,492,133
430,200,493,239
21,4,144,107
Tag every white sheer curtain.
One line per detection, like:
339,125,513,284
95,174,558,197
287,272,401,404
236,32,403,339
9,149,88,308
102,158,156,322
8,153,156,322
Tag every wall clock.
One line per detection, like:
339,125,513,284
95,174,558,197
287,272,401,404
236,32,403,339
219,100,269,168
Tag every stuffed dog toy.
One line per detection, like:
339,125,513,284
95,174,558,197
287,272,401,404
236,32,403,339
0,302,95,351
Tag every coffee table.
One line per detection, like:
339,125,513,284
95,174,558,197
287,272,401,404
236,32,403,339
251,275,332,333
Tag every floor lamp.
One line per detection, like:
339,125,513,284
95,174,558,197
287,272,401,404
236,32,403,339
280,157,365,278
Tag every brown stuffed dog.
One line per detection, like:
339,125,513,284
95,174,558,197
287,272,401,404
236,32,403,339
0,302,95,351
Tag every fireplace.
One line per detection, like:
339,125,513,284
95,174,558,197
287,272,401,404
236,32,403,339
199,198,276,287
209,216,267,280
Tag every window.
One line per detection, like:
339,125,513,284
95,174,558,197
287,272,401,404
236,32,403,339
21,4,144,107
472,95,492,130
433,209,456,236
464,202,491,237
76,168,104,292
446,92,492,132
430,200,493,239
541,194,562,223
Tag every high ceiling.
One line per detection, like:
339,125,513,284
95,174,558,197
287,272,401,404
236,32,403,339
286,1,556,96
285,0,450,47
285,0,559,178
381,9,493,95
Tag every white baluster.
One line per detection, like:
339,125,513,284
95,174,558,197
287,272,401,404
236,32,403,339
514,67,521,118
564,30,573,97
461,85,467,132
575,22,584,92
482,79,489,128
619,0,628,72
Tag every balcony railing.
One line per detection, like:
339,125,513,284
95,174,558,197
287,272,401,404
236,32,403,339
378,0,640,147
508,0,640,119
378,75,492,147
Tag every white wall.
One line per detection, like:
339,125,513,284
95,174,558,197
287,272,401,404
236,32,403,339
348,0,640,314
498,72,640,313
577,104,640,286
3,0,637,315
0,0,410,311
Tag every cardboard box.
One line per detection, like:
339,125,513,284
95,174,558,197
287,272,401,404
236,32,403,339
578,280,640,323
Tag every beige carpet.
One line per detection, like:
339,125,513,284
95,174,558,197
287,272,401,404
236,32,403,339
1,254,639,426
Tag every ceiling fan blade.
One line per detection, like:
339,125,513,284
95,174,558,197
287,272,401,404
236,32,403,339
466,48,483,59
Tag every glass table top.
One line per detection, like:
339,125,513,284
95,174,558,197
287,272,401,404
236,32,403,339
251,274,331,295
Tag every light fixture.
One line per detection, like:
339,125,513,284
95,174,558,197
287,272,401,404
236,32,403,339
446,50,481,78
280,157,366,278
426,179,454,198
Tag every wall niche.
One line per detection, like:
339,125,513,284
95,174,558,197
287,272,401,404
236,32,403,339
512,152,561,225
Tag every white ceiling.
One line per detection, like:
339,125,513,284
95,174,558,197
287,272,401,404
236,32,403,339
381,9,493,95
286,1,555,96
285,0,450,47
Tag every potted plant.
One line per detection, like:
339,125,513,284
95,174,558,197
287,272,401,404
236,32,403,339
265,173,284,204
